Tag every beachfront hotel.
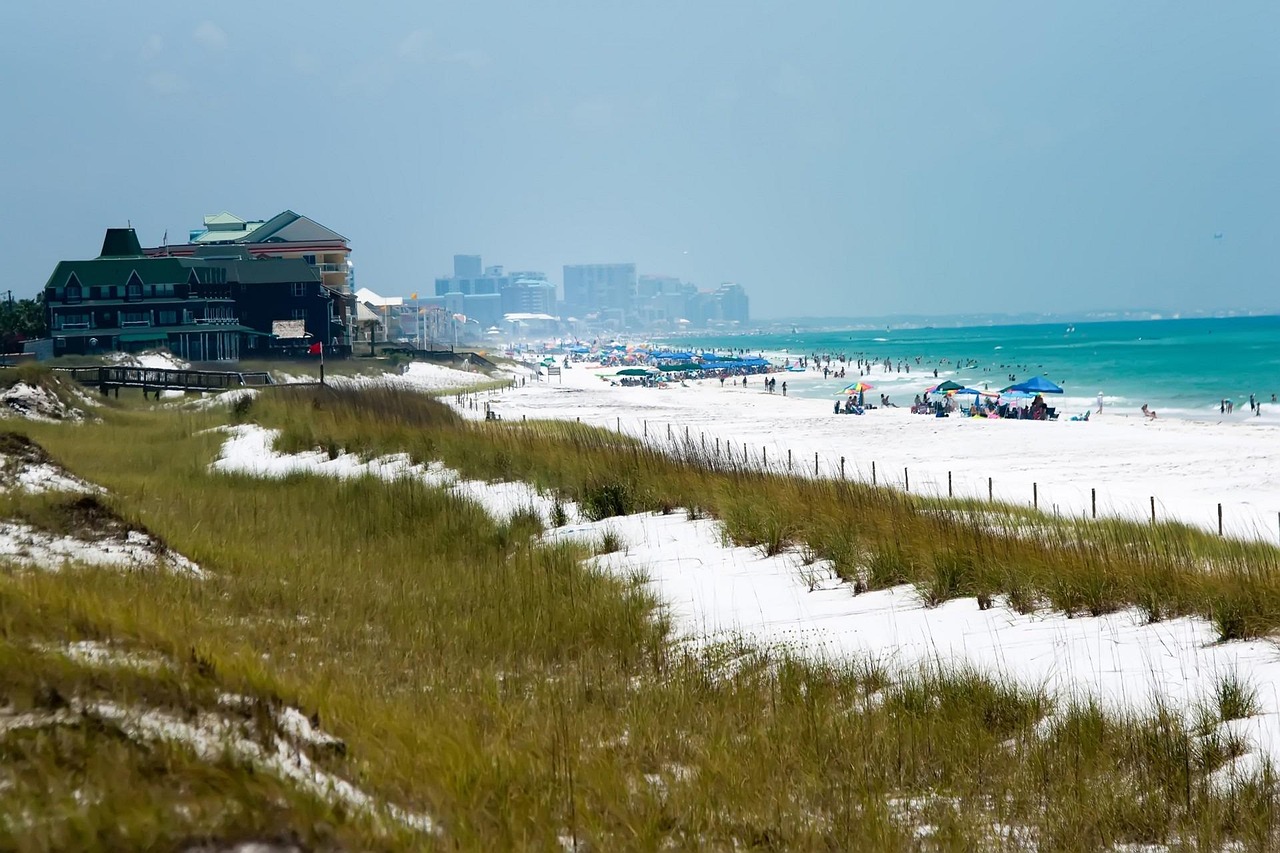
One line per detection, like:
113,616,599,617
142,210,356,345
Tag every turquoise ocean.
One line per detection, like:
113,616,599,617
660,315,1280,421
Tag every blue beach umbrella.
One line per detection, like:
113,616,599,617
1002,376,1064,394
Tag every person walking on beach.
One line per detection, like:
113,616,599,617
1096,391,1104,414
781,381,787,397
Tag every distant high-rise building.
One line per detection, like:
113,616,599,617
453,254,482,279
714,282,749,325
563,263,637,317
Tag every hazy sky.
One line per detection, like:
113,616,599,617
3,2,1276,319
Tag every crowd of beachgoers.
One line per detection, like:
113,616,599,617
516,341,1089,422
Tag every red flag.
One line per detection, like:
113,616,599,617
307,342,323,355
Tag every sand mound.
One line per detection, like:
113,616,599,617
0,381,86,422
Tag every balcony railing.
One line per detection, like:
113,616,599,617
193,316,240,325
120,319,152,328
316,263,345,274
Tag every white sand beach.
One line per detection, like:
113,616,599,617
475,362,1280,543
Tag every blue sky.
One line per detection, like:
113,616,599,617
2,1,1276,319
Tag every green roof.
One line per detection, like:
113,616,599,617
99,228,144,258
60,324,262,341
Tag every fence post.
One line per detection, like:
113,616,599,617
788,448,792,470
1218,503,1223,536
643,420,647,437
988,477,993,502
668,423,672,439
872,461,877,486
904,467,909,492
841,456,845,478
1033,483,1038,509
743,442,747,461
1091,488,1096,518
948,471,953,498
716,437,720,455
1150,496,1156,524
814,452,819,476
616,416,620,433
763,447,767,466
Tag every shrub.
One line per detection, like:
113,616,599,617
1214,672,1259,722
918,549,977,607
866,547,913,589
597,528,624,555
580,481,633,521
549,498,568,528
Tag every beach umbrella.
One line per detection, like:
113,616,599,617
616,367,656,376
1001,376,1064,394
927,380,965,393
843,381,875,393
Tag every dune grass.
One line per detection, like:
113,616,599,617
253,384,1280,642
0,384,1275,848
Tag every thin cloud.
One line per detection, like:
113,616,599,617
140,34,164,61
397,29,431,62
194,21,228,51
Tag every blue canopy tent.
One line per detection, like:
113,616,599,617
1001,376,1064,395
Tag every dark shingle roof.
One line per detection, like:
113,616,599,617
99,228,145,258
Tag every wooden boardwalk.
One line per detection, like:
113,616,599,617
52,366,297,394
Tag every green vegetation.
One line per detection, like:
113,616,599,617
0,380,1275,849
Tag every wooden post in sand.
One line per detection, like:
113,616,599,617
1033,483,1038,509
1091,488,1096,518
904,468,909,492
788,449,792,470
643,420,647,437
840,456,845,478
988,477,993,502
1218,503,1223,536
814,452,819,476
1150,496,1156,524
872,461,877,486
616,417,620,433
948,471,953,498
763,447,767,466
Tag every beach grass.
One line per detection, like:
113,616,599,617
0,383,1277,848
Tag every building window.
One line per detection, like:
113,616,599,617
291,283,308,297
57,313,91,330
121,311,150,327
291,308,307,321
126,283,143,301
302,254,317,265
159,311,177,325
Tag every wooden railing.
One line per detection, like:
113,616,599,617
53,366,279,392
